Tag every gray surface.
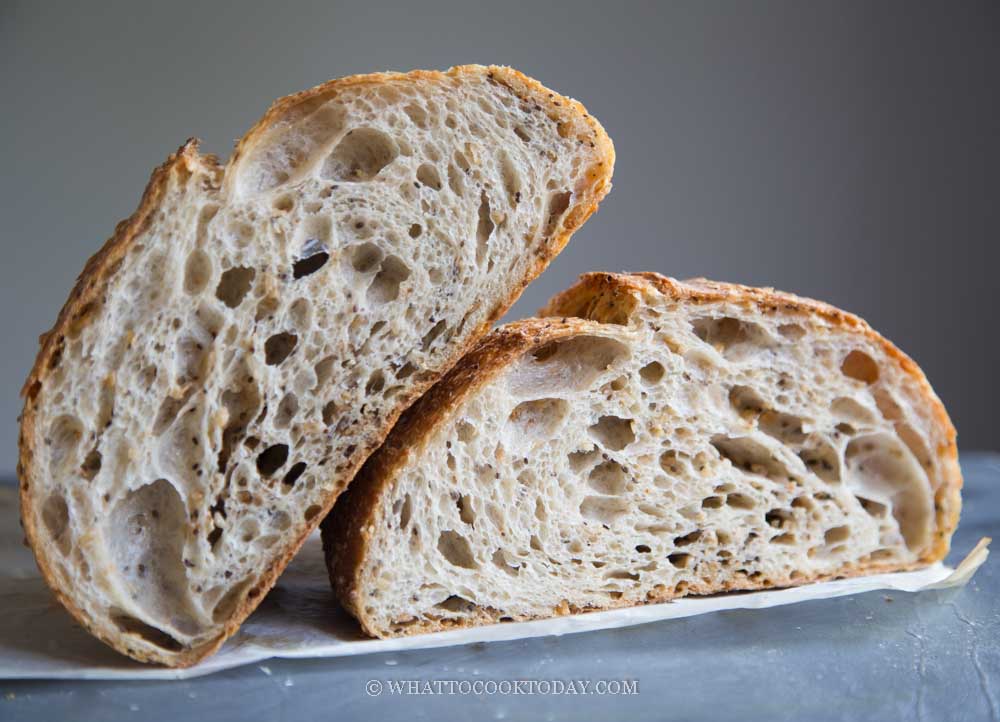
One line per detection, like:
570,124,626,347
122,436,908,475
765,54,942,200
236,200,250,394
1,1,999,451
1,452,996,722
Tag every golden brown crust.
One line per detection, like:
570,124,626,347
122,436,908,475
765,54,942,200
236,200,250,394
325,272,962,638
18,66,613,667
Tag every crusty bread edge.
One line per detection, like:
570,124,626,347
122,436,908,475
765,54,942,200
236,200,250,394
324,273,962,638
18,65,614,667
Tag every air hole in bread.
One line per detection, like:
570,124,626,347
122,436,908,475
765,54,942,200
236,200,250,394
108,480,196,635
587,415,635,451
42,492,71,555
256,444,289,477
587,460,628,495
791,495,814,511
403,102,428,128
444,163,464,197
580,495,629,525
304,504,322,521
778,323,805,340
845,433,931,551
824,525,850,545
293,251,329,280
604,569,639,582
366,370,386,394
831,397,878,426
396,494,413,529
183,249,213,296
726,493,756,510
857,496,888,518
322,128,398,182
396,361,418,380
499,151,521,206
711,436,792,483
758,411,806,445
81,447,102,481
436,595,479,613
668,552,692,569
287,299,311,332
217,369,261,473
47,415,83,472
691,317,772,359
438,530,477,569
476,192,494,266
457,494,476,525
177,334,209,382
255,294,279,321
368,255,411,304
509,336,629,396
544,190,572,234
350,242,383,273
568,447,600,473
273,195,294,212
765,509,794,529
111,612,184,652
639,361,665,385
873,388,903,422
799,441,840,483
421,320,448,351
215,266,255,308
239,519,260,543
312,356,336,389
841,350,879,384
264,332,298,365
274,393,298,428
514,125,531,143
771,532,796,545
282,461,307,487
674,529,702,546
408,223,423,238
659,450,685,475
507,398,570,445
455,420,477,443
702,495,724,509
320,400,339,427
492,549,519,575
895,422,933,470
416,163,442,190
729,385,767,418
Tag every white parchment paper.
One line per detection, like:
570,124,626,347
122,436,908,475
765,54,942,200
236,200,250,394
0,486,988,681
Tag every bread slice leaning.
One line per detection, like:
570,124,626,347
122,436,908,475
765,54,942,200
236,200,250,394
323,272,961,638
17,65,614,666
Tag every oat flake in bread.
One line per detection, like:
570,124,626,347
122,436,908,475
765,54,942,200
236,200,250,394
17,66,614,665
323,272,960,637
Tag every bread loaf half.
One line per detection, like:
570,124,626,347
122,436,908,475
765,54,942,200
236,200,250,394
324,272,961,637
17,66,613,665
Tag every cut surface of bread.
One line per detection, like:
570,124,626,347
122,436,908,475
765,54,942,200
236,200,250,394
324,272,961,637
18,66,613,666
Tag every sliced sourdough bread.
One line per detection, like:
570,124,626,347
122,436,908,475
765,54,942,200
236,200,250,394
18,66,614,666
323,272,961,637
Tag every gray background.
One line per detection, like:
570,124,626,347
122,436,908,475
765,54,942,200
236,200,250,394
1,0,997,458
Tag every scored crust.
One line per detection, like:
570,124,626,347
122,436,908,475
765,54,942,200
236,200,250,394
18,65,614,666
323,272,962,637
